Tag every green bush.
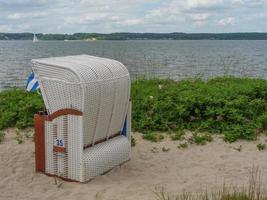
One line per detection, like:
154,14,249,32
132,77,267,142
257,113,267,130
1,77,267,143
0,131,5,143
224,124,256,142
0,88,44,130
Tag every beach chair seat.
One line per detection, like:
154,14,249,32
82,135,130,181
33,55,131,182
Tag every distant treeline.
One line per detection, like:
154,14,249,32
1,32,267,40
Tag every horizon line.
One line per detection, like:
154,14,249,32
1,32,267,34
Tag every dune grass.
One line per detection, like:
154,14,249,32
154,168,266,200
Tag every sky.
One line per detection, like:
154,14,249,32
0,0,267,33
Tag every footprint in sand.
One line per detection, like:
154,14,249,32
220,154,229,159
95,188,108,200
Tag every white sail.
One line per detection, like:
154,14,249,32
33,34,38,42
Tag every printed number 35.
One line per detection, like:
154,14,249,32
55,139,64,147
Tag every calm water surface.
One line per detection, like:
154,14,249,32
0,40,267,90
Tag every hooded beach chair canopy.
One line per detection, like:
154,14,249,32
32,55,131,182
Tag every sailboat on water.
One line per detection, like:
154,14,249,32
33,34,38,42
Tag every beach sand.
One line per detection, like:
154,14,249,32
0,129,267,200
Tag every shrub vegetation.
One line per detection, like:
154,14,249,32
1,77,267,143
0,88,44,130
132,77,267,142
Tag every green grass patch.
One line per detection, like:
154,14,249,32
257,143,266,151
131,136,136,146
142,132,164,142
170,130,185,141
178,142,188,149
189,132,213,145
132,77,267,142
0,131,5,143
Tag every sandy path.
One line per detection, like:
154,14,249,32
0,129,267,200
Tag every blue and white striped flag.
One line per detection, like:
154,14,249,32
26,70,40,92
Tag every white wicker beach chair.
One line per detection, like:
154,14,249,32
32,55,131,182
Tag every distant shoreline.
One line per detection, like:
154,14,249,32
1,32,267,40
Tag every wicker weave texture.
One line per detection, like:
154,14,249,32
32,55,130,146
45,121,54,175
82,135,130,182
45,115,83,180
33,55,131,182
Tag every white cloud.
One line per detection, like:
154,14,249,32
218,17,236,26
190,13,210,21
186,0,224,9
231,0,243,5
7,12,47,19
7,13,22,20
119,19,144,26
0,25,12,32
78,13,110,24
0,0,266,33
